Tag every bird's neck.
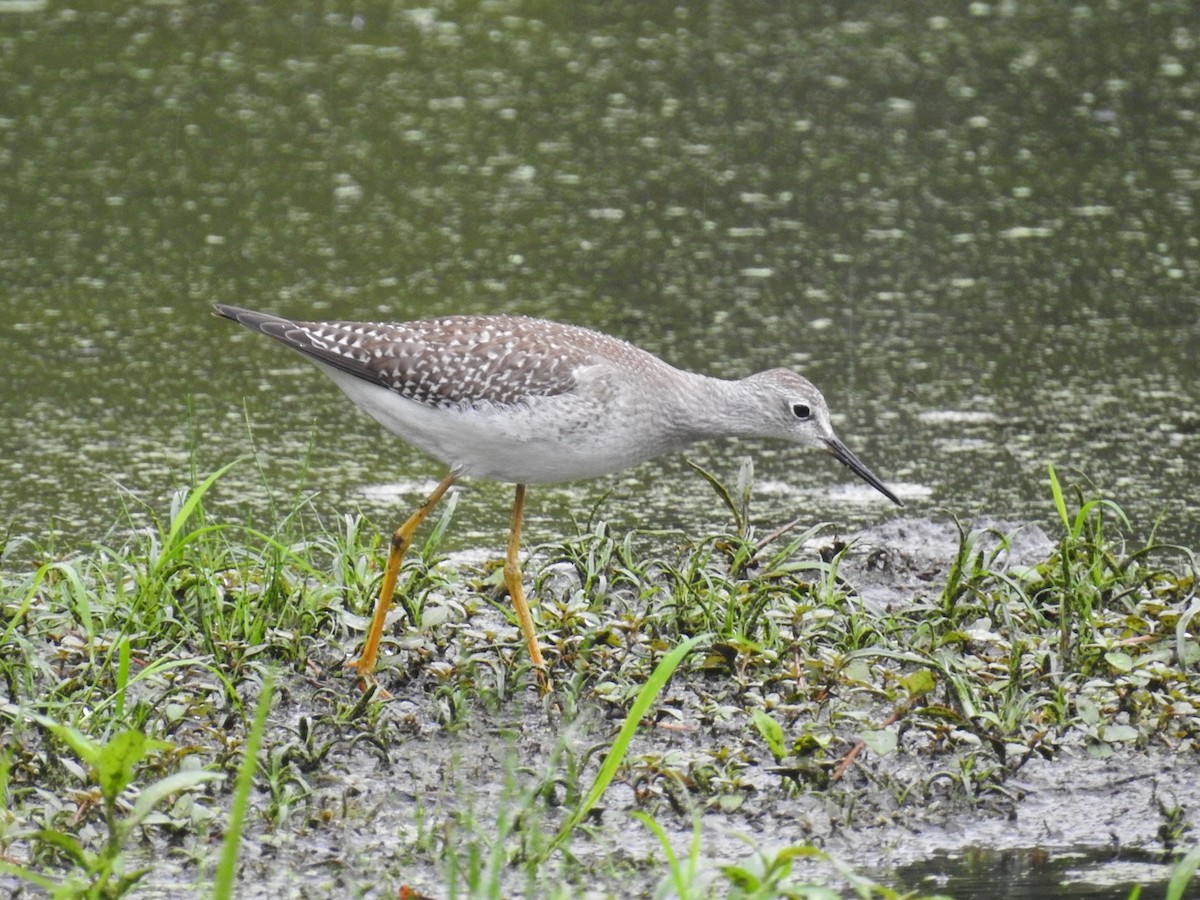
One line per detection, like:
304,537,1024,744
664,370,764,444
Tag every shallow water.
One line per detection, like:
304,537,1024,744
893,846,1180,900
2,3,1198,554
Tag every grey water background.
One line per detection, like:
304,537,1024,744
2,1,1198,554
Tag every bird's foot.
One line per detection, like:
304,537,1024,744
344,657,392,698
533,661,553,696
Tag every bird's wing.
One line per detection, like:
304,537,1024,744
215,305,589,408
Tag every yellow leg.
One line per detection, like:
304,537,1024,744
348,472,457,682
505,483,549,690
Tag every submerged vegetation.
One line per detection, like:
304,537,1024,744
0,462,1197,897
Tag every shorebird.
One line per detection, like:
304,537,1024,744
214,305,902,687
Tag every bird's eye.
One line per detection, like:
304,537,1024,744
792,403,811,420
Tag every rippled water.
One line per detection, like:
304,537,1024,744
2,2,1198,551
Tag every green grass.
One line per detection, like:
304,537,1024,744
0,461,1196,897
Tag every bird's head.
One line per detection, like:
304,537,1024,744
742,369,903,507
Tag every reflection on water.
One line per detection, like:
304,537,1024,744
1,2,1198,551
893,845,1181,900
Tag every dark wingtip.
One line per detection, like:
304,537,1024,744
212,304,292,336
212,303,252,322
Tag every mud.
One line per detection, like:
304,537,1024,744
103,519,1200,897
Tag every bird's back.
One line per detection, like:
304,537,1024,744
216,307,677,411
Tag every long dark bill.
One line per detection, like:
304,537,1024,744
823,438,904,507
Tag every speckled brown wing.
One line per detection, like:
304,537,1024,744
215,306,601,409
290,315,596,409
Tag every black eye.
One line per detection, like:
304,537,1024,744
792,403,811,420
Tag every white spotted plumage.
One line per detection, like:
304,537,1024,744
214,304,902,503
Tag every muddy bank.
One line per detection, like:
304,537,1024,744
196,517,1200,896
4,512,1195,898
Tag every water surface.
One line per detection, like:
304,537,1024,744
2,2,1197,551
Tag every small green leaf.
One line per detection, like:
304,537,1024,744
859,728,898,756
1087,741,1114,759
751,709,787,761
842,658,873,685
900,668,937,698
791,731,832,754
95,730,149,800
773,845,831,864
127,771,224,833
717,794,745,813
1076,697,1100,726
720,864,761,890
1101,724,1139,743
1180,640,1200,666
1105,651,1134,673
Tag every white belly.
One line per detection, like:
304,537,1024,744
315,362,679,484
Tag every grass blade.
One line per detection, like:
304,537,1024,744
1166,844,1200,900
686,460,744,534
114,637,130,722
212,669,274,900
545,632,708,858
632,811,684,898
1047,463,1069,531
157,459,240,573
